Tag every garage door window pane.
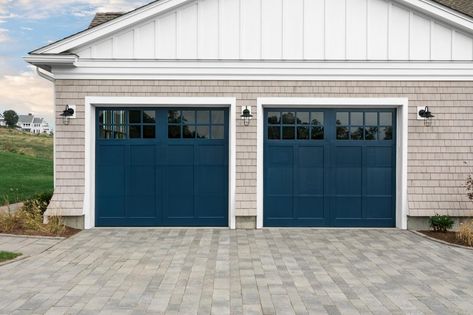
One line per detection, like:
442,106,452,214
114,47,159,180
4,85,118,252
168,111,181,123
129,125,141,138
212,111,225,124
268,112,280,124
379,126,393,140
311,126,324,140
350,112,363,125
336,112,349,125
99,110,113,125
196,126,209,139
297,112,309,125
365,112,378,125
182,111,195,124
183,125,196,138
311,112,324,126
268,126,280,139
143,111,156,123
282,126,295,139
337,126,349,140
100,125,112,139
365,127,378,140
168,125,181,138
282,112,296,124
143,126,156,139
212,126,225,139
297,126,309,139
197,111,210,124
350,127,363,140
129,110,141,124
380,112,392,126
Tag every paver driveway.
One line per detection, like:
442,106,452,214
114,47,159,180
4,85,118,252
1,229,473,314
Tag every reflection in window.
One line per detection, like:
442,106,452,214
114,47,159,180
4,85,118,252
168,110,225,140
336,111,393,141
268,111,324,141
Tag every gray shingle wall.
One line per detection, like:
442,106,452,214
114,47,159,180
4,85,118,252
49,80,473,219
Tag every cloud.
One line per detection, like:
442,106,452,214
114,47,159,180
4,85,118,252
0,69,54,129
0,27,9,42
20,26,32,31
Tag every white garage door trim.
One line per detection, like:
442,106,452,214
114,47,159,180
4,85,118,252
256,97,409,229
84,96,237,229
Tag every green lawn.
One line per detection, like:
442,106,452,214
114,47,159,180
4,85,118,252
0,151,53,205
0,127,53,160
0,251,21,263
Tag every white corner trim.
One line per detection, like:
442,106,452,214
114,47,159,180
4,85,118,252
51,60,473,81
83,96,237,229
256,97,409,229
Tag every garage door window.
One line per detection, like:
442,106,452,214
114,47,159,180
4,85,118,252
168,110,225,140
267,111,324,140
98,110,127,139
129,110,156,139
336,111,393,141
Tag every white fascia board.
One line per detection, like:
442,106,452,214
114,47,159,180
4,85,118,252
396,0,473,33
24,54,77,65
52,60,473,81
32,0,193,54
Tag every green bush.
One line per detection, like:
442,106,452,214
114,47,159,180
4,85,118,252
22,191,53,215
429,214,454,232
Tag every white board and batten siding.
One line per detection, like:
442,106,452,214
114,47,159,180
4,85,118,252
74,0,473,61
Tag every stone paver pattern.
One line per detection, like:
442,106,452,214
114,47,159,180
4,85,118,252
0,229,473,314
0,234,62,257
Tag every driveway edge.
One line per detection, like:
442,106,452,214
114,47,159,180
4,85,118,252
411,230,473,251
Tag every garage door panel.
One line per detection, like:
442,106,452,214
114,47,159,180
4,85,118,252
167,145,194,165
197,166,227,194
165,166,194,194
268,146,293,164
366,146,392,166
97,145,125,165
267,167,293,194
196,195,227,218
165,193,194,218
365,197,393,219
130,145,156,165
334,197,362,219
294,197,325,219
97,196,126,218
335,168,362,195
297,146,324,166
296,168,324,194
334,146,362,166
366,167,392,195
126,196,157,218
198,145,226,165
265,196,293,218
96,166,125,196
128,166,155,195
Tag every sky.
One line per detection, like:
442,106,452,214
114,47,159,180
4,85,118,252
0,0,149,130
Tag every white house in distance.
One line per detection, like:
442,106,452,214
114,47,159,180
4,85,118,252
25,0,473,230
0,113,6,127
17,114,50,134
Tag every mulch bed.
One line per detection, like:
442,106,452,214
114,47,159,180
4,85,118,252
419,231,472,248
0,226,81,238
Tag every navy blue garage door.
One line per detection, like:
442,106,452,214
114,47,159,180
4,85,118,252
264,109,395,227
96,108,228,227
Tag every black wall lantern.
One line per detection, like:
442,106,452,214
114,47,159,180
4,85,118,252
240,106,253,126
60,105,75,125
418,106,434,127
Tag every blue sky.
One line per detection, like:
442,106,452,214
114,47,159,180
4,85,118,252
0,0,148,129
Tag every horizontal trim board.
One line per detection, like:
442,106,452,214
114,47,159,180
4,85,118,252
50,60,473,81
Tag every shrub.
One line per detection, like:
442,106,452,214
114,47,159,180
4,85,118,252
457,220,473,246
22,191,53,215
429,214,454,232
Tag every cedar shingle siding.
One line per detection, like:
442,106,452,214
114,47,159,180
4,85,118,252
49,80,473,220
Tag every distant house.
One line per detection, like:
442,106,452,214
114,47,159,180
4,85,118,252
17,114,50,134
0,114,6,127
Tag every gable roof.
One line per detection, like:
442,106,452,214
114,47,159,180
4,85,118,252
33,117,44,124
89,12,124,28
18,115,34,124
432,0,473,18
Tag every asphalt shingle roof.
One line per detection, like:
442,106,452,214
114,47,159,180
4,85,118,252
18,115,34,124
89,12,125,28
432,0,473,18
